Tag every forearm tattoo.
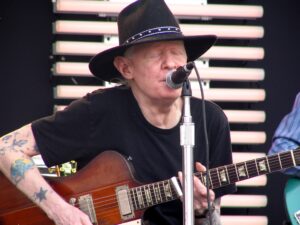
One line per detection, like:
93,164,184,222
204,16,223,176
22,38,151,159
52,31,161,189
0,132,27,156
33,187,48,202
0,128,39,156
10,158,35,185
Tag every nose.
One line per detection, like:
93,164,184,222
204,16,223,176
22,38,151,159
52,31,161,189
162,51,178,71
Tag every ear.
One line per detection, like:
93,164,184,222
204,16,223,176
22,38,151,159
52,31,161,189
113,56,133,80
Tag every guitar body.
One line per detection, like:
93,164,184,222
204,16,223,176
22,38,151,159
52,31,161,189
1,147,300,225
285,177,300,225
0,151,144,225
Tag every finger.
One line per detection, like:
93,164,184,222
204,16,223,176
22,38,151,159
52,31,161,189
208,189,215,202
194,175,206,195
178,171,183,184
194,176,216,199
195,162,206,172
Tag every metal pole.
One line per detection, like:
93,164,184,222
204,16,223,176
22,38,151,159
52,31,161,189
180,80,195,225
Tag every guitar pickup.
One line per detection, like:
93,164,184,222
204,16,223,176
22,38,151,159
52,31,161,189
116,185,135,221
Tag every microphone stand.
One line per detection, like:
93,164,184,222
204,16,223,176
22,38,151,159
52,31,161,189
180,79,195,225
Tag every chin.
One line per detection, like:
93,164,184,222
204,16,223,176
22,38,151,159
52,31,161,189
161,90,181,101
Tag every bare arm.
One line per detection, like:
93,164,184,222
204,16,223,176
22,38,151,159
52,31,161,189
0,124,92,225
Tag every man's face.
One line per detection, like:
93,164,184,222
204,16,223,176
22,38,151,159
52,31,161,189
124,40,187,102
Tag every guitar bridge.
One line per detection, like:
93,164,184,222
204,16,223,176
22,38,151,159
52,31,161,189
76,194,98,225
116,185,135,221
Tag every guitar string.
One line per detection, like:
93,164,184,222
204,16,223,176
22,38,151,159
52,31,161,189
7,151,297,222
70,151,300,212
75,153,300,209
74,153,300,212
71,179,178,211
208,154,300,186
72,189,173,213
195,152,300,188
72,184,173,211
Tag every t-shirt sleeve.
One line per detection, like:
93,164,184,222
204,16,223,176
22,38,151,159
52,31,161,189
31,96,92,167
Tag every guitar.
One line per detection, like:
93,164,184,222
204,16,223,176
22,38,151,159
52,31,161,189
1,148,300,225
285,177,300,225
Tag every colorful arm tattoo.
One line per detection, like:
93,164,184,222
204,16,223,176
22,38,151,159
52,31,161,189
10,158,35,185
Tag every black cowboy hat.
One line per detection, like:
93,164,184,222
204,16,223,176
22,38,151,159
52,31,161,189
89,0,217,82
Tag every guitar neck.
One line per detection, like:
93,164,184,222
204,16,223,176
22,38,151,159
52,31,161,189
198,147,300,189
129,148,300,210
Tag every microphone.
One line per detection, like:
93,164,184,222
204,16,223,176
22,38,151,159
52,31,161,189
166,62,194,89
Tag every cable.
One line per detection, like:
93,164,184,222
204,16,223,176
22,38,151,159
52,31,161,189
192,61,213,225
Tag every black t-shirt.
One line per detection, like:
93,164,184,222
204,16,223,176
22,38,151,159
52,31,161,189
32,86,236,225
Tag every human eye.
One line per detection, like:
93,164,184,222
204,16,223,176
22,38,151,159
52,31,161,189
147,50,162,59
171,48,185,56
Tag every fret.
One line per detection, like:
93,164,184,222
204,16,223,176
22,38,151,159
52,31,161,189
244,162,249,177
152,183,160,204
136,187,145,209
280,151,295,168
294,148,300,165
209,168,219,189
254,158,259,174
217,166,230,186
208,171,213,189
236,162,248,180
144,185,153,206
291,150,296,166
268,154,282,171
156,182,163,203
130,188,138,210
265,157,271,172
150,183,159,204
149,184,155,204
169,180,177,200
216,168,221,185
277,153,283,169
159,182,167,202
256,157,268,175
215,168,222,187
141,186,148,208
162,180,173,201
226,164,238,184
225,166,230,184
201,172,208,186
234,164,239,181
245,160,259,177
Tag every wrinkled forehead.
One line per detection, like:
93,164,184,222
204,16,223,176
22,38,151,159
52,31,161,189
124,40,186,56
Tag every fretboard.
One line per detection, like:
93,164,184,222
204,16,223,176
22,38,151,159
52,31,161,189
129,147,300,210
198,147,300,189
130,179,178,210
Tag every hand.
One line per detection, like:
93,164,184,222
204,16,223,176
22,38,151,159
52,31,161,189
46,201,93,225
178,162,215,215
193,162,215,214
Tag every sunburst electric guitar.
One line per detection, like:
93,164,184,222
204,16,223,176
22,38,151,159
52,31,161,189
1,148,300,225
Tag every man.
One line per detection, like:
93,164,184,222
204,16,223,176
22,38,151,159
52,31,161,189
0,0,236,224
268,92,300,225
268,92,300,176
